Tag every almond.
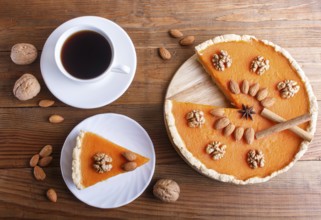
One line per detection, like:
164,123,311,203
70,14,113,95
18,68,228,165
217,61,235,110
158,47,171,60
261,97,276,107
229,80,240,94
38,156,53,167
256,88,268,101
29,154,39,167
46,188,57,202
49,115,64,124
39,99,55,107
122,162,137,171
179,36,195,46
169,29,183,38
122,151,137,162
39,145,53,157
214,117,230,130
249,83,260,96
241,80,249,94
33,166,46,181
234,127,244,141
210,108,225,117
223,123,235,136
244,127,255,144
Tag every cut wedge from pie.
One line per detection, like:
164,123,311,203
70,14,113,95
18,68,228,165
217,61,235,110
164,34,317,184
72,131,150,189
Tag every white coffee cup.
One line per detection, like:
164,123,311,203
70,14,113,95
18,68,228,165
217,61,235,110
54,25,130,83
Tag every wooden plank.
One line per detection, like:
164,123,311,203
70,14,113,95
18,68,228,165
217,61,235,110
0,1,321,50
0,47,320,108
1,23,321,51
0,161,321,219
0,105,320,170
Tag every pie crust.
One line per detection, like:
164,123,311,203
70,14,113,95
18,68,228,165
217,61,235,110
72,130,84,189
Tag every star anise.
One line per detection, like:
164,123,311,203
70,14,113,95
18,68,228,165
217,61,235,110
238,104,255,120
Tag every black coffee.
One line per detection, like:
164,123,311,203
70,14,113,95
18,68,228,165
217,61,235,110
61,30,112,80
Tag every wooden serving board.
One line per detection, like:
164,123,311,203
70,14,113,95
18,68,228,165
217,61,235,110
165,54,229,106
164,54,232,179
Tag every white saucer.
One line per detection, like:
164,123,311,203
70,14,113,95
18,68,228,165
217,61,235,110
40,16,136,109
60,113,155,208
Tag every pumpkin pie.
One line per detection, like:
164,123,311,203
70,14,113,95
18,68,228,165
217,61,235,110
72,131,150,189
164,34,317,184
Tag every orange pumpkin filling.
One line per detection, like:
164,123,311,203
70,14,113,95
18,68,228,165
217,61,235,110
170,101,306,180
79,132,149,188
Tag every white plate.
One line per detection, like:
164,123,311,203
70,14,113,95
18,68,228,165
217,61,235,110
60,113,155,208
40,16,136,109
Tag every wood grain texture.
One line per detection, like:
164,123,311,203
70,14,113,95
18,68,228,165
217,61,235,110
166,54,228,106
0,0,321,219
1,162,321,219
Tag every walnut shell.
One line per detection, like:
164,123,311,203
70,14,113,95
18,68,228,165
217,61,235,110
153,179,180,202
13,73,41,101
11,43,38,65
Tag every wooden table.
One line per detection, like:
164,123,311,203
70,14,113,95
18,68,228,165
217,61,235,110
1,0,320,219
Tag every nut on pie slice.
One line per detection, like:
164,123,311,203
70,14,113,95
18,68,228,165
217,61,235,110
164,34,317,184
72,131,150,189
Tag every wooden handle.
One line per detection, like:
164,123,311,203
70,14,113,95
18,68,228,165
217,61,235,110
256,108,313,141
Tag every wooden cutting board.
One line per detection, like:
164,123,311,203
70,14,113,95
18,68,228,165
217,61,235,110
165,54,230,106
164,54,233,178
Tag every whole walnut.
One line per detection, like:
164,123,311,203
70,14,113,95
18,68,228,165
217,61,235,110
153,179,180,202
11,43,38,65
13,73,41,101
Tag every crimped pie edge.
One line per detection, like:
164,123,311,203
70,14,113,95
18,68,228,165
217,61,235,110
72,130,85,189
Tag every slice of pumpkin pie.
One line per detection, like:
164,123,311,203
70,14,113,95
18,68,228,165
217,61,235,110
72,131,149,189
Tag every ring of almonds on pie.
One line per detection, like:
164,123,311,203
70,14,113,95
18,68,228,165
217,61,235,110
165,34,318,184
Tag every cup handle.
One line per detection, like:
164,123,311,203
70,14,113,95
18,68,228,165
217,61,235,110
111,64,131,74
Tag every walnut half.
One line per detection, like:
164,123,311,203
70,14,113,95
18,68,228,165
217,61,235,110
205,141,227,160
277,80,300,99
186,110,205,128
247,149,265,169
212,50,232,71
250,56,270,75
93,153,112,173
